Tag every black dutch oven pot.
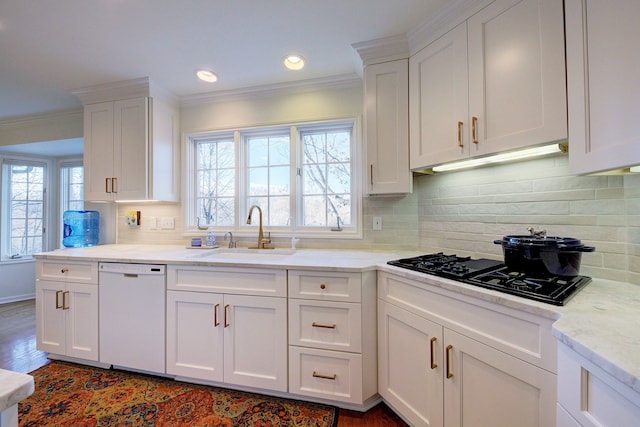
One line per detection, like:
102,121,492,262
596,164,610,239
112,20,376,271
494,233,595,277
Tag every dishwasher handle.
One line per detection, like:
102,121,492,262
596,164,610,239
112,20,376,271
99,263,166,275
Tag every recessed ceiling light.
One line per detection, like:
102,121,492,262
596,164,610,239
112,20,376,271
196,70,218,83
284,54,305,71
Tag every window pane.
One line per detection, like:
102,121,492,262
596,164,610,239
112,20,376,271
248,137,269,167
300,125,353,227
5,162,45,256
249,167,268,196
303,195,326,226
269,166,289,195
196,138,236,226
269,196,290,226
270,137,290,165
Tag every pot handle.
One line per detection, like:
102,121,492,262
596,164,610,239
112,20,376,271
556,244,596,252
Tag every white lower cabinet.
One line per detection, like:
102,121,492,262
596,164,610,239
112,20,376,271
287,269,377,408
35,260,99,362
378,271,557,427
166,265,288,392
557,342,640,427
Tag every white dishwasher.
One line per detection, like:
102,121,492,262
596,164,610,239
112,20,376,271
99,262,166,373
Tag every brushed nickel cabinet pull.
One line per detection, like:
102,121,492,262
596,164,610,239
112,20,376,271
55,290,63,309
472,116,478,144
446,344,453,378
312,322,337,329
224,304,230,327
105,178,110,193
312,371,337,380
430,337,438,369
214,303,220,327
62,291,70,310
457,121,464,147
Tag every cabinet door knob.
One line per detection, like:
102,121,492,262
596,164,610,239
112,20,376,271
61,268,69,273
320,284,326,290
446,344,454,379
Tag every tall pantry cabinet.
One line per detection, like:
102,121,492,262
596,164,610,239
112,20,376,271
74,77,180,202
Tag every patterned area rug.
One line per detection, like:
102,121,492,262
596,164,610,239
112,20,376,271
19,361,339,426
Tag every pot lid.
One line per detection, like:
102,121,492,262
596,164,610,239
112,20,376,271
498,235,584,248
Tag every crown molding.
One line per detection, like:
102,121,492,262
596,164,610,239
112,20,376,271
0,108,82,129
71,76,179,106
180,73,362,107
351,34,410,66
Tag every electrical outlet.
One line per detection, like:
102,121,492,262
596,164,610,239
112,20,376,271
373,216,382,230
160,217,175,230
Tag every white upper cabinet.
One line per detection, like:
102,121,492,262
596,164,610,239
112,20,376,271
566,0,640,174
410,0,567,170
76,77,180,202
364,59,412,195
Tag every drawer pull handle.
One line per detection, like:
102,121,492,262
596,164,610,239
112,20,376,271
62,291,70,310
312,371,337,380
312,322,336,329
224,304,230,327
55,290,63,309
320,284,326,290
457,121,464,147
105,178,110,193
446,344,453,379
214,304,220,327
61,268,69,273
430,337,438,369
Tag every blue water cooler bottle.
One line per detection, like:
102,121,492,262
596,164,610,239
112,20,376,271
62,210,100,247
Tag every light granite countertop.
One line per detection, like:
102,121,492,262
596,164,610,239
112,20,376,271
34,244,640,396
0,369,34,412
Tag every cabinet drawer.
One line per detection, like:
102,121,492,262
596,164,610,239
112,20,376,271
37,260,98,284
288,270,362,302
378,271,557,372
167,265,286,297
289,346,363,404
289,299,362,353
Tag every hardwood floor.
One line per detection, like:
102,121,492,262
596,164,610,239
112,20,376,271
0,299,408,426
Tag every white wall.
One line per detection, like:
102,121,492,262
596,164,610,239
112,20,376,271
0,261,36,303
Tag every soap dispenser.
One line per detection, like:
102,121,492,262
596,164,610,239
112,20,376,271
206,230,217,247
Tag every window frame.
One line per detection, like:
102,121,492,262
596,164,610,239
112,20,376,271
184,117,362,239
0,154,54,261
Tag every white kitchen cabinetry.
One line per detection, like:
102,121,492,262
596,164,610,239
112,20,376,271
378,271,557,427
166,265,287,392
565,0,640,174
35,260,99,361
83,96,179,202
288,269,378,408
556,342,640,427
409,0,566,169
364,60,411,195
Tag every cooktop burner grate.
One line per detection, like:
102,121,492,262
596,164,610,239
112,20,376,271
387,253,591,306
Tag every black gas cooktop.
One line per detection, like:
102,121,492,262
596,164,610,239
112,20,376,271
387,253,590,306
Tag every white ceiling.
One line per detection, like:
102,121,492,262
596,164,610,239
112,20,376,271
0,0,447,122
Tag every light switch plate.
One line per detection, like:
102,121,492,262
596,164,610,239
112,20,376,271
373,216,382,230
160,217,175,229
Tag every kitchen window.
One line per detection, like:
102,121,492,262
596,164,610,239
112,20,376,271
187,119,360,237
1,157,48,259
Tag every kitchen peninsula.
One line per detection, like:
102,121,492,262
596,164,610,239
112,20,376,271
34,244,640,426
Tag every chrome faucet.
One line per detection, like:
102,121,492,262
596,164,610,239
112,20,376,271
247,205,272,249
225,231,237,248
